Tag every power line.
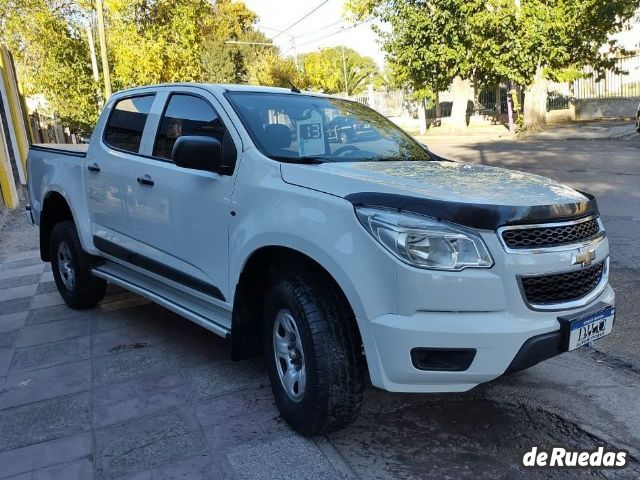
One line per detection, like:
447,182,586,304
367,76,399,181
270,0,332,40
259,19,345,39
287,19,373,50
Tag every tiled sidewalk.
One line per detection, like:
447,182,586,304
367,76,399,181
0,213,350,480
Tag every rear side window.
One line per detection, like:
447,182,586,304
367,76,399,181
104,95,155,153
153,94,227,160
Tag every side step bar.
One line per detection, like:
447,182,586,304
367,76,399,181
92,267,231,339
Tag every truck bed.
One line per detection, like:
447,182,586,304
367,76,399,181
31,143,88,157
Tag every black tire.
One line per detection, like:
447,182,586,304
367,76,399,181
636,114,640,133
50,220,106,309
339,131,351,144
262,274,365,436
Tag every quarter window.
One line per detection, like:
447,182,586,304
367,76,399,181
104,95,155,153
154,94,227,160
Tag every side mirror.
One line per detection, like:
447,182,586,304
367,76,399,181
172,136,222,173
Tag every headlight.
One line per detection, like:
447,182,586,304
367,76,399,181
355,207,493,271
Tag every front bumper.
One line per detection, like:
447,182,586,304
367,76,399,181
358,284,615,393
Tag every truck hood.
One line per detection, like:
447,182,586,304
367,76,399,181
281,161,597,229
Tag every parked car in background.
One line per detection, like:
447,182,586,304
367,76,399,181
27,84,615,435
636,101,640,133
327,114,377,143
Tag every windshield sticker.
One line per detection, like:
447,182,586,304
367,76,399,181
297,110,326,157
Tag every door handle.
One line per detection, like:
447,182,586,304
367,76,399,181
137,175,155,187
87,163,100,173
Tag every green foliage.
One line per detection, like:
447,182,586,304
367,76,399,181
1,0,99,133
247,50,310,89
347,0,640,91
301,46,380,95
202,30,273,84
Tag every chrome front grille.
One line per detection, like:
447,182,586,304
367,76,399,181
520,261,606,307
500,216,602,251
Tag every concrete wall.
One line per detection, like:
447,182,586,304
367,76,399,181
576,98,640,120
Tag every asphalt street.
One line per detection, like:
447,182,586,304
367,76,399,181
0,136,638,479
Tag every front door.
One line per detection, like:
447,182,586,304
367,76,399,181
132,89,240,305
85,94,156,254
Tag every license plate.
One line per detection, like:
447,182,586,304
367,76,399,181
560,303,615,351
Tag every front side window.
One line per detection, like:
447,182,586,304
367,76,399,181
104,95,155,153
225,92,431,163
154,94,227,160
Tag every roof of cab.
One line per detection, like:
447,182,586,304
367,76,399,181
112,83,331,98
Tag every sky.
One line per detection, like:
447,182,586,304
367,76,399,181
241,0,386,68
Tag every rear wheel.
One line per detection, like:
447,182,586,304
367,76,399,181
339,131,351,144
263,274,364,435
50,221,106,309
636,114,640,133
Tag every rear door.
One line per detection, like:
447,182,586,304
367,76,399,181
86,93,156,255
132,87,241,305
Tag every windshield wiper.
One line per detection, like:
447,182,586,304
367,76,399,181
269,155,327,164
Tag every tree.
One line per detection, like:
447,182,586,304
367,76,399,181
0,0,99,133
301,47,380,95
247,51,310,89
202,30,273,84
347,0,640,132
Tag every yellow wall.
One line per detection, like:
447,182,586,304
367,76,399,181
0,46,29,184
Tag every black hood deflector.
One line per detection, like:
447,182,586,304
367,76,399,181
345,191,599,230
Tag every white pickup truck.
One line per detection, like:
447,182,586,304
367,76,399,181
27,84,615,435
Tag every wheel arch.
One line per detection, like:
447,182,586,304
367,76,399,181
230,244,362,361
39,190,76,261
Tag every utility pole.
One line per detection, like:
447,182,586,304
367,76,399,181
86,24,104,107
96,0,112,99
341,43,348,97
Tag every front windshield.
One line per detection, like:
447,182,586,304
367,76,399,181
225,92,431,163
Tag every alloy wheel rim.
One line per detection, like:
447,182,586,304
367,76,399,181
273,309,306,402
57,242,75,290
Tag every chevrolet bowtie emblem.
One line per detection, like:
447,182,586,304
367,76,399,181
572,249,596,267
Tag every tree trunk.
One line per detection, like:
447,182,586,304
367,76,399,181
450,77,470,129
524,66,548,132
506,80,515,134
435,91,442,119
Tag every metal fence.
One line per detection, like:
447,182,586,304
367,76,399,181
575,55,640,99
348,90,405,117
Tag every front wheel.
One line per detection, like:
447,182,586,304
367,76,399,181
263,274,365,435
636,114,640,133
50,221,106,309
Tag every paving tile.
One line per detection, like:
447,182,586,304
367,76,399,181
0,257,44,271
93,344,177,386
0,250,40,265
198,387,288,452
115,454,223,480
35,281,58,295
0,297,31,315
0,432,92,479
0,273,41,290
93,371,188,428
40,271,54,283
91,304,159,334
0,360,91,409
0,349,14,377
15,317,90,348
91,320,167,357
0,392,90,452
0,331,19,349
166,332,228,368
0,312,27,333
182,359,266,401
11,336,91,372
94,407,206,480
26,304,85,326
0,264,44,281
0,284,37,302
226,435,340,480
31,458,92,480
29,292,65,310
